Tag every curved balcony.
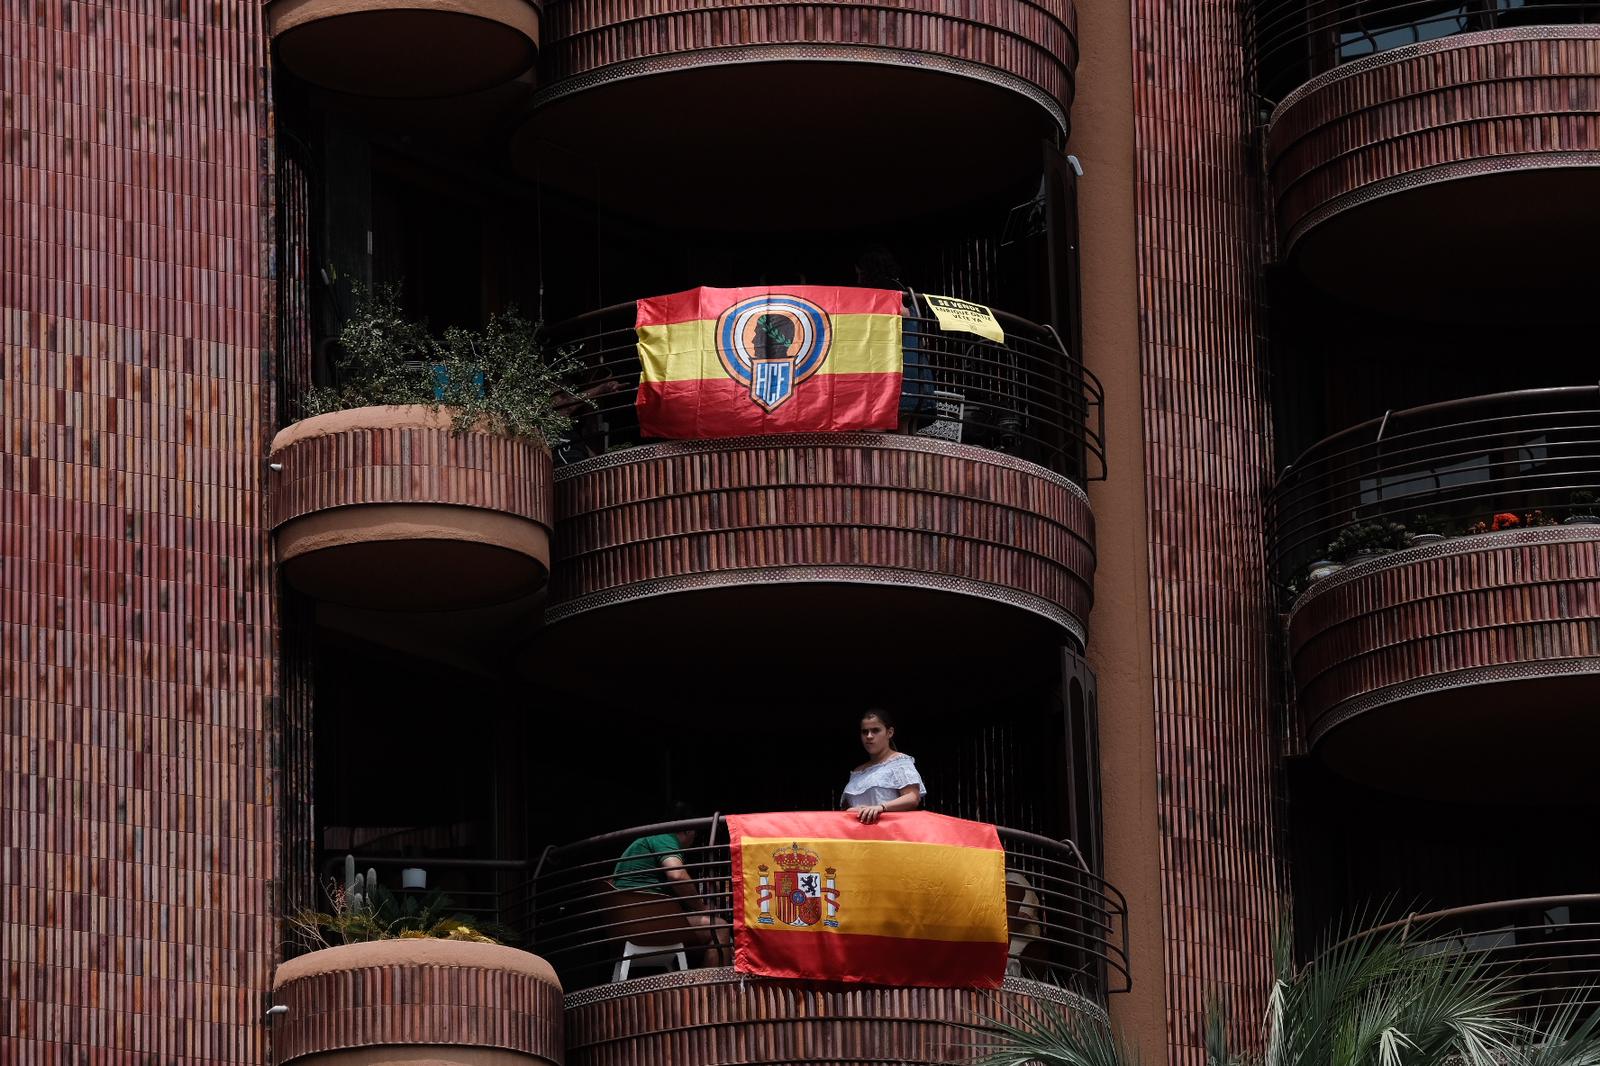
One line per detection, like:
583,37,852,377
268,0,539,98
1356,895,1600,1017
1271,388,1600,798
529,816,1127,1063
529,298,1102,697
513,0,1077,225
1254,3,1600,312
272,939,563,1065
267,405,553,611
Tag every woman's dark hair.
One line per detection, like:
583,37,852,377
861,708,899,750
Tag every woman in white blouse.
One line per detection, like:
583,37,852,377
841,709,926,824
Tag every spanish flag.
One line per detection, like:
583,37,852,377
727,811,1008,988
635,286,903,438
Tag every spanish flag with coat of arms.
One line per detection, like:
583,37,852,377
635,286,904,438
726,810,1008,987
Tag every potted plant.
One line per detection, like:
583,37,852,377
1324,520,1409,564
1306,558,1343,585
1565,489,1600,525
1467,512,1522,534
1405,511,1455,546
302,281,586,443
268,283,589,610
272,860,563,1065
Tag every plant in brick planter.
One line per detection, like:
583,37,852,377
267,283,578,610
302,281,586,443
285,857,501,948
272,859,564,1066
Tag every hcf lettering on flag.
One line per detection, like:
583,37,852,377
635,286,903,438
727,811,1008,988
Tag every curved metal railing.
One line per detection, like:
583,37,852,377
521,816,1131,995
1356,895,1600,1015
1268,386,1600,591
1248,0,1600,108
546,295,1106,485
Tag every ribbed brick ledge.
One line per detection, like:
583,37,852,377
268,0,539,97
1267,27,1600,255
267,405,553,609
536,0,1077,130
549,434,1096,643
563,966,1102,1065
1289,527,1600,747
271,940,563,1064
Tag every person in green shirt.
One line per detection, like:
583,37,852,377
609,809,724,968
613,830,693,892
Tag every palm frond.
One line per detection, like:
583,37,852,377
965,1000,1135,1066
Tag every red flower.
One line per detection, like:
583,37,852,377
1491,512,1520,530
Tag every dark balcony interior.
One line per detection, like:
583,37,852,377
1268,271,1600,478
1288,760,1600,993
297,633,1106,972
1285,168,1600,319
517,63,1064,230
275,82,1083,425
517,0,1075,229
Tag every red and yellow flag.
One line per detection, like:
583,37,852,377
727,811,1008,988
635,286,903,438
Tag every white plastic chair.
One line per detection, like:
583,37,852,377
611,939,689,982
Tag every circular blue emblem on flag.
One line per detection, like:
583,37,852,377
714,293,832,412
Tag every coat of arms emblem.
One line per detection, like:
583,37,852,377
755,842,841,928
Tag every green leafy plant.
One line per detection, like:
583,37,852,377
969,916,1600,1066
302,281,586,443
1326,521,1409,561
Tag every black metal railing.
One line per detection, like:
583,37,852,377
1249,0,1600,108
520,816,1131,995
1358,895,1600,1016
546,295,1106,485
1268,386,1600,592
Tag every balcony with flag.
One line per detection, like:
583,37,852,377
522,812,1129,1065
522,283,1105,708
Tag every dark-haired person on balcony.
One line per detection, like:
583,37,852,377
855,248,931,432
610,804,725,968
843,709,926,824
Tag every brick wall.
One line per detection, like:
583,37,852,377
1128,0,1285,1060
2,1,276,1061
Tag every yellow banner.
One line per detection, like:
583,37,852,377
923,294,1005,343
